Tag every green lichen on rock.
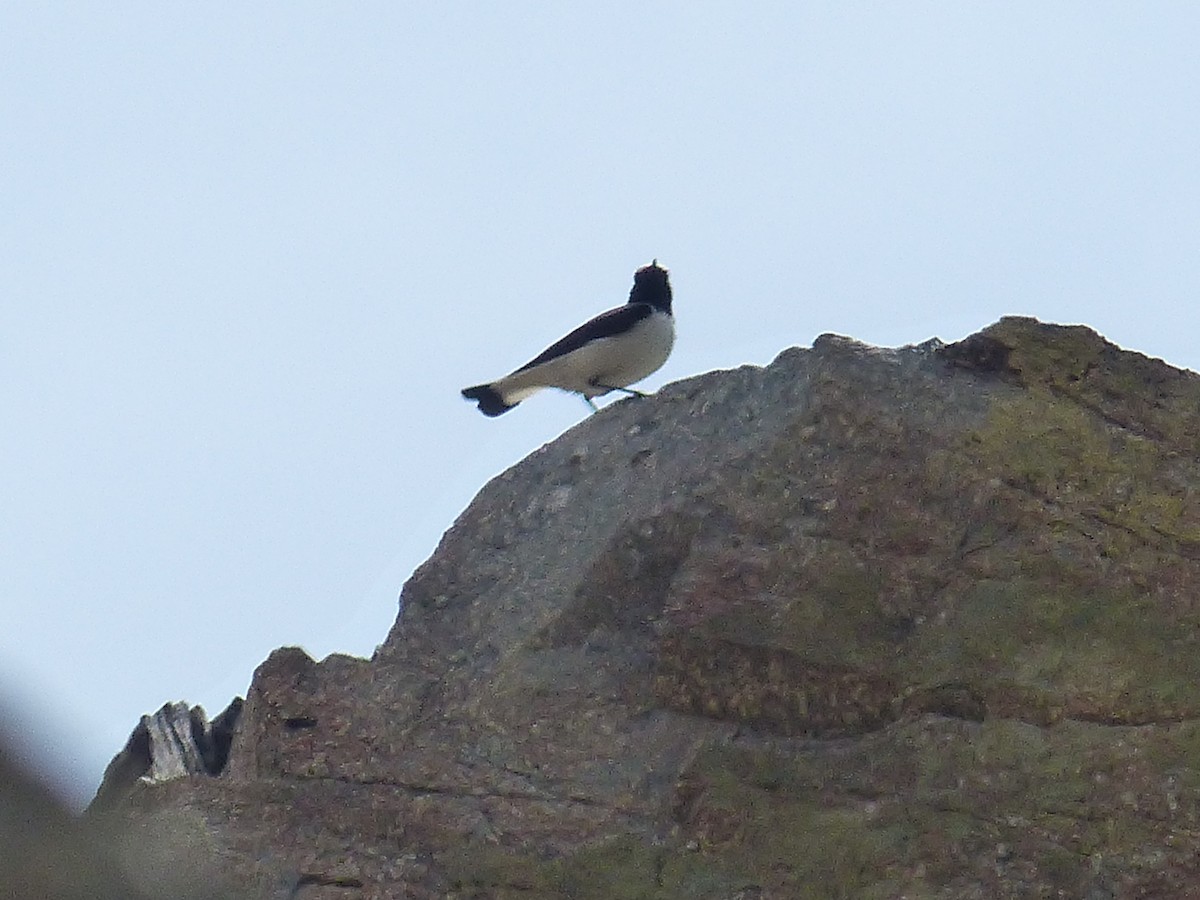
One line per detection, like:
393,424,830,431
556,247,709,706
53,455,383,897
962,383,1200,550
677,741,946,898
924,352,1200,722
676,715,1200,897
906,576,1200,723
978,316,1200,448
441,835,750,900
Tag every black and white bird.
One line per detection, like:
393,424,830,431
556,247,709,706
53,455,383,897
462,261,674,416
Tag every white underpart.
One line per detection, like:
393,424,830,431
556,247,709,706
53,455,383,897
491,310,675,403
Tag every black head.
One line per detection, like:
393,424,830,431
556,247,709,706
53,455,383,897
628,260,672,314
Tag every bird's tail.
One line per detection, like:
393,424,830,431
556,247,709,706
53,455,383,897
462,384,517,417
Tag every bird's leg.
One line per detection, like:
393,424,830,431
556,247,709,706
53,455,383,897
589,381,648,398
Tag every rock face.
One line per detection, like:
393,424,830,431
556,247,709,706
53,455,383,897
93,700,243,810
95,318,1200,898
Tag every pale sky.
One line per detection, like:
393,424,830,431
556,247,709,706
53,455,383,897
4,4,1200,805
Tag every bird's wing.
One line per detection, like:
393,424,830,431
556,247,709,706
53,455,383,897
513,304,654,374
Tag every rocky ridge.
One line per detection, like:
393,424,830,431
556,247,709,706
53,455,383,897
88,317,1200,898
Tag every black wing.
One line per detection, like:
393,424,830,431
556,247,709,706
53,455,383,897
514,303,654,374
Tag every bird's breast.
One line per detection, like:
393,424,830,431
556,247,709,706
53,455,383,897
588,310,675,391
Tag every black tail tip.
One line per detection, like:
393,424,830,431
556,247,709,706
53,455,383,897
462,384,517,417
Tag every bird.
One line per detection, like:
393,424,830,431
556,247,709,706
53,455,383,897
462,260,674,416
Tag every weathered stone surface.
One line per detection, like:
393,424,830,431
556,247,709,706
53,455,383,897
95,318,1200,897
93,699,243,810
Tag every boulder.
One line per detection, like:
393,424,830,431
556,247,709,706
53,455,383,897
95,318,1200,897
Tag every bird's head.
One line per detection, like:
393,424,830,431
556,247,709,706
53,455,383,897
629,260,672,314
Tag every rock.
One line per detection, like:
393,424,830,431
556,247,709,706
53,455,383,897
94,318,1200,897
92,699,243,810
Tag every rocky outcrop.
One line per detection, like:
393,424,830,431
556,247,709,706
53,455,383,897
93,318,1200,897
92,700,243,810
